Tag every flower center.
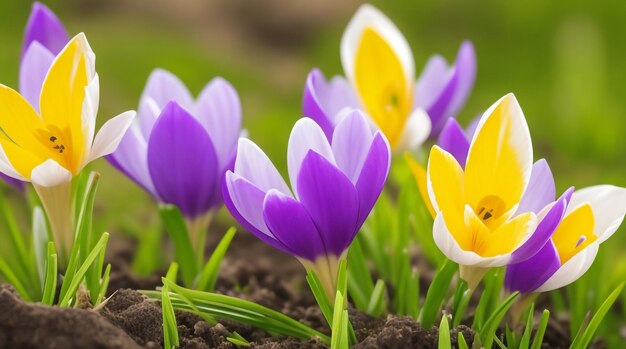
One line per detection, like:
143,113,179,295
474,195,506,229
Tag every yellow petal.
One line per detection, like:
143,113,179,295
0,138,43,178
464,94,532,214
427,146,466,243
354,28,412,147
405,152,435,218
40,34,92,174
552,203,597,264
0,85,48,154
477,211,536,257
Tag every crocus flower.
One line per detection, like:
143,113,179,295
426,94,542,290
505,173,626,294
223,111,390,298
315,4,476,151
0,3,71,190
0,33,135,260
108,69,241,240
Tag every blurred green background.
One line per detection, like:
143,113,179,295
0,0,625,340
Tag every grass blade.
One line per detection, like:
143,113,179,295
162,283,180,349
197,227,236,291
458,332,469,349
41,242,58,305
366,279,387,317
438,315,451,349
478,291,520,349
530,309,550,349
159,205,198,287
419,259,458,328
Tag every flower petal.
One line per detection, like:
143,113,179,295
535,241,599,292
21,2,69,58
567,185,626,242
147,102,219,217
331,110,373,183
464,93,533,213
394,108,432,152
0,84,47,160
19,41,55,111
234,138,291,195
505,240,561,293
355,132,390,227
414,55,449,110
446,41,477,124
437,118,470,168
288,118,335,197
30,158,72,187
193,77,241,171
87,111,135,163
297,150,359,256
263,189,326,261
517,159,557,214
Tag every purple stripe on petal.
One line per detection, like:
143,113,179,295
223,172,293,254
510,187,574,264
517,159,557,214
354,132,391,228
505,240,561,293
437,118,470,168
147,102,219,218
303,69,337,140
21,2,69,59
19,41,54,111
331,110,373,183
263,189,326,261
297,150,359,256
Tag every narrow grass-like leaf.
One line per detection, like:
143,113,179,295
197,227,236,291
0,256,31,301
159,205,198,287
570,282,625,349
95,264,111,306
306,270,334,326
41,242,58,305
472,268,504,330
438,315,451,349
59,233,109,307
226,331,250,347
479,291,519,349
366,279,387,317
144,279,331,344
458,332,469,349
77,172,101,302
505,325,516,349
331,291,348,349
493,335,507,349
132,225,164,276
162,283,179,349
518,303,535,349
347,238,375,311
530,309,550,349
33,207,49,290
419,259,458,328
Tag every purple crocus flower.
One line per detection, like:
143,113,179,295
3,2,70,190
108,69,241,225
223,110,390,297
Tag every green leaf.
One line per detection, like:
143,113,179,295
75,172,101,302
95,264,111,306
162,283,180,349
458,332,469,349
530,309,550,349
438,315,451,349
33,207,50,291
306,270,334,327
517,303,535,349
347,238,375,311
59,233,109,307
570,282,625,349
419,259,458,328
159,205,198,287
197,227,236,291
226,331,250,347
41,242,58,305
478,291,520,349
144,279,330,345
132,225,164,276
366,279,387,317
472,268,505,331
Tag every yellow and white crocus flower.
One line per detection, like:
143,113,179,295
0,33,135,259
341,4,431,152
427,93,537,290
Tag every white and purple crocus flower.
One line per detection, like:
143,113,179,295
108,69,241,231
223,111,391,298
436,118,626,294
2,2,70,189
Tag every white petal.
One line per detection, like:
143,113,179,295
287,118,335,198
234,138,291,196
535,241,599,292
82,73,100,151
86,111,136,164
567,185,626,243
0,144,27,181
340,4,414,89
433,211,512,268
30,159,72,187
331,110,373,183
394,108,432,153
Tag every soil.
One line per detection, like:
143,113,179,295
0,231,574,349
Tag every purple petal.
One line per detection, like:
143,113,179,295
414,55,450,109
21,2,69,59
107,125,158,199
234,138,291,195
437,118,470,168
302,69,337,140
445,41,476,124
297,150,359,256
331,110,373,183
223,172,292,254
138,69,194,137
193,77,241,171
263,189,326,261
510,187,574,264
0,173,24,190
147,102,219,218
19,41,54,111
464,115,480,140
354,133,391,228
426,67,459,135
517,159,557,214
505,240,561,293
